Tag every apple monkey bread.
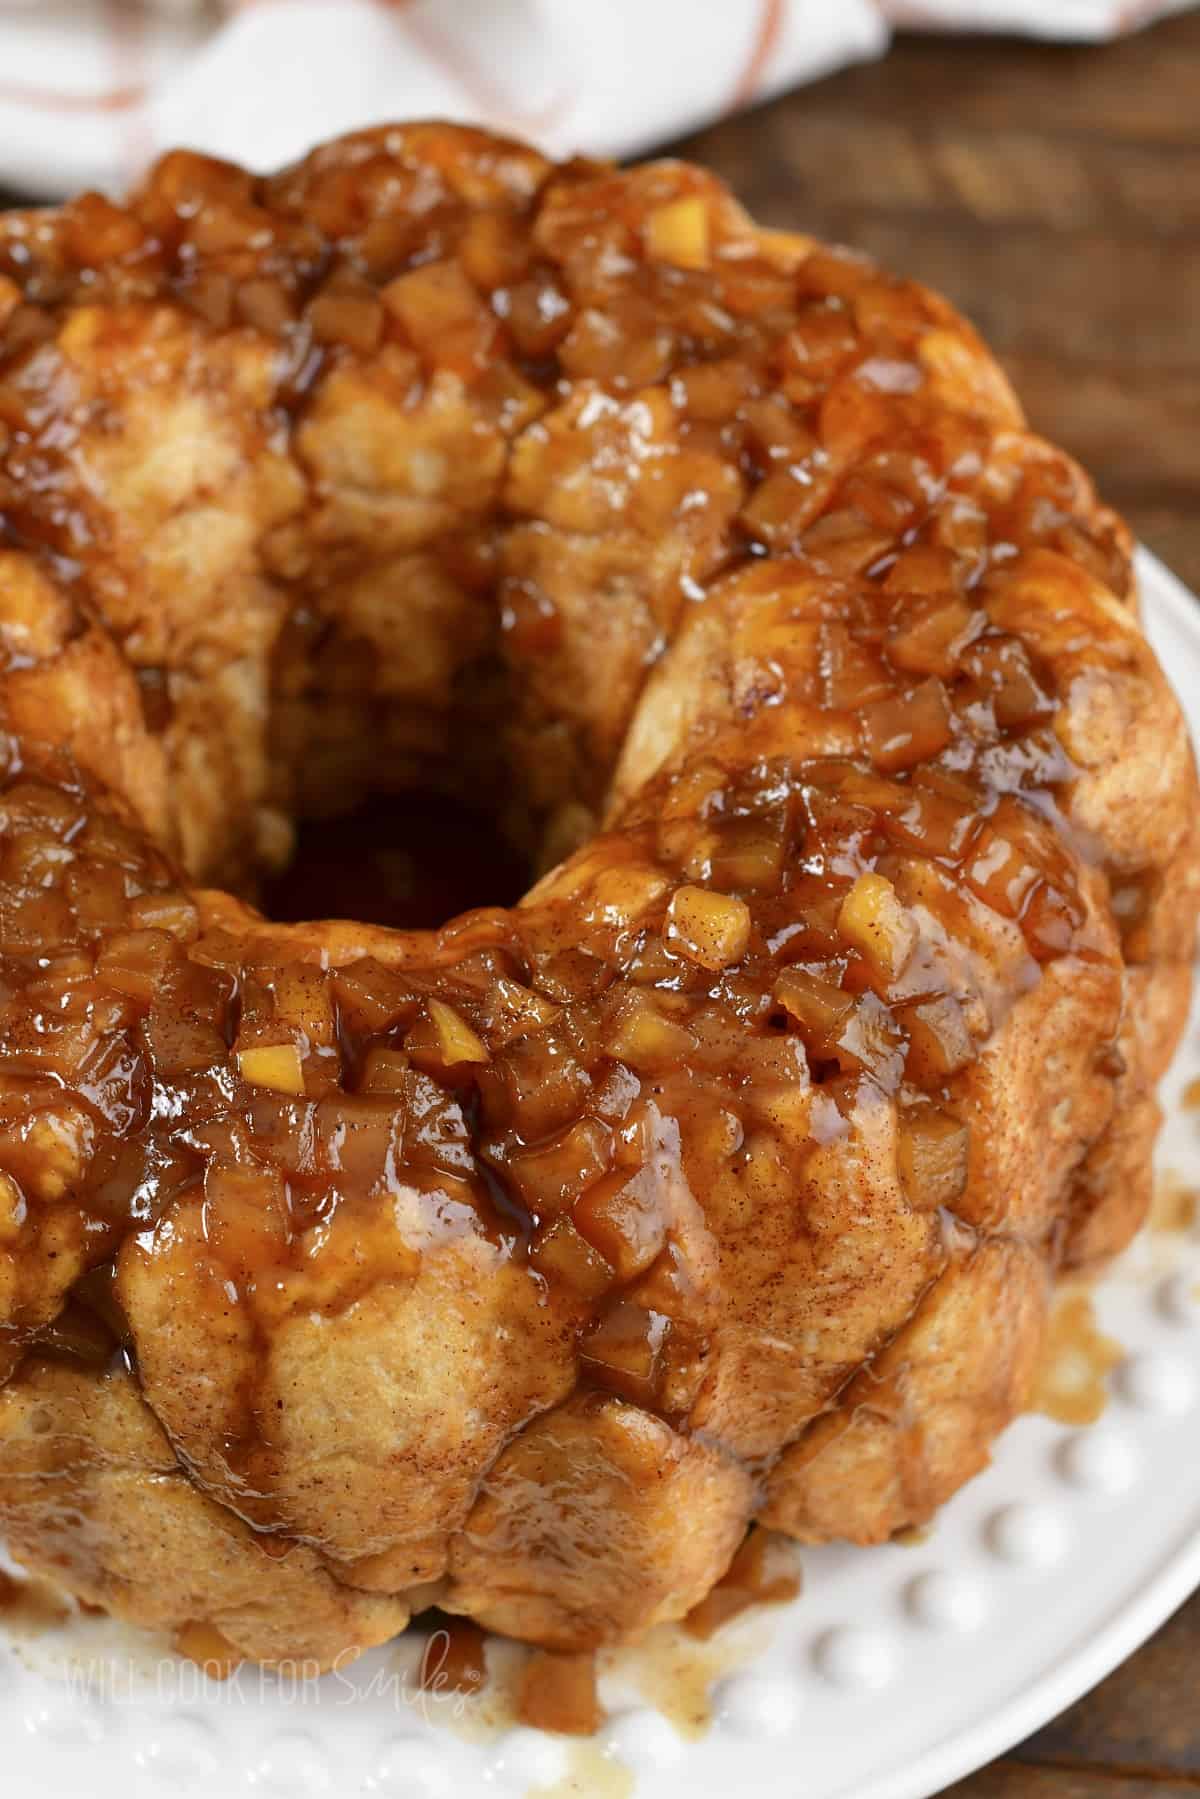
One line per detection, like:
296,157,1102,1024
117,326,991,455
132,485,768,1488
0,124,1195,1667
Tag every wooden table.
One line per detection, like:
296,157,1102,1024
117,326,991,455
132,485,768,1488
678,17,1200,1795
1,13,1196,1795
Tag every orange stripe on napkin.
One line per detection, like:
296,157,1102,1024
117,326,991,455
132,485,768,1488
0,79,144,113
732,0,787,107
386,0,575,136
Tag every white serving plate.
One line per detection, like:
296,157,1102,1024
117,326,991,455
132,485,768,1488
3,546,1199,1799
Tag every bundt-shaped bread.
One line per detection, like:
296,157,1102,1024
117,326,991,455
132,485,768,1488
0,124,1196,1669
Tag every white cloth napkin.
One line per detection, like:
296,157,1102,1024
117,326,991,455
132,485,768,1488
0,0,1192,199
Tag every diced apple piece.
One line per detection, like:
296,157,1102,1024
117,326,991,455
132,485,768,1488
529,1216,615,1300
8,828,71,886
428,997,490,1064
409,998,490,1066
334,957,418,1032
704,809,789,892
739,465,833,549
644,195,710,269
203,1161,289,1262
66,861,127,932
837,872,917,981
358,1045,411,1094
306,284,384,353
579,1301,669,1404
962,635,1048,732
819,620,895,710
458,209,527,289
883,784,978,860
480,975,561,1046
236,1042,305,1095
825,765,907,813
896,1105,969,1208
236,276,293,334
772,966,855,1045
270,965,336,1050
666,885,752,970
655,761,727,832
24,950,94,996
882,543,962,598
742,394,820,462
501,272,571,357
314,1095,403,1186
674,354,760,423
606,991,697,1069
96,928,174,1005
484,1024,594,1138
801,506,896,580
508,1116,612,1215
477,360,547,434
145,998,227,1077
835,991,906,1086
964,827,1042,920
244,1093,316,1169
1022,880,1083,962
0,275,21,329
899,994,974,1086
584,862,671,930
573,1167,667,1282
886,593,978,677
383,258,483,335
864,677,953,772
382,258,495,371
739,1057,813,1141
127,893,199,941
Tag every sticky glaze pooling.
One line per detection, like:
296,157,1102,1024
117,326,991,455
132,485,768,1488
1030,1290,1123,1428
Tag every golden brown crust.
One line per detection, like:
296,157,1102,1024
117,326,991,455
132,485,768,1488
0,123,1195,1663
0,1359,410,1665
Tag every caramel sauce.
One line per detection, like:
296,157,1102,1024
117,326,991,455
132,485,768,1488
419,1616,489,1699
1182,1076,1200,1111
683,1528,802,1639
173,1619,244,1681
407,1537,800,1749
0,1568,70,1634
397,1625,528,1745
535,1742,634,1799
891,1524,933,1549
612,1622,755,1741
516,1649,603,1737
1031,1290,1122,1427
1150,1175,1198,1235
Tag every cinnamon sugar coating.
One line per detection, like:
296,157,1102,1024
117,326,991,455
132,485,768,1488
0,124,1196,1667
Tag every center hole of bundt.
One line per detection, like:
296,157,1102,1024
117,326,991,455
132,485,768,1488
262,788,531,930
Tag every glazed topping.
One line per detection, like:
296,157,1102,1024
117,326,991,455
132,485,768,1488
0,128,1131,875
0,711,1099,1407
0,124,1137,1449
